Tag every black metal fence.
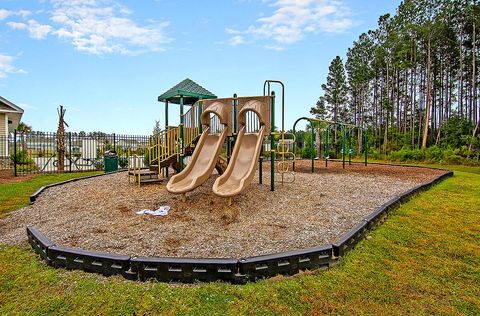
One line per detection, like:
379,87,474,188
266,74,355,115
1,131,150,176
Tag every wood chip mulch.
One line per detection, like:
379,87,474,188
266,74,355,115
0,162,447,259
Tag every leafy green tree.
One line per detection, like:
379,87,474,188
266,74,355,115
16,122,32,134
439,115,472,148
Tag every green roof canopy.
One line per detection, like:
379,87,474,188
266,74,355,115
157,78,217,105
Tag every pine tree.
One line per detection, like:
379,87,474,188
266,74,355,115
310,96,329,120
313,0,480,158
321,56,348,143
322,56,348,122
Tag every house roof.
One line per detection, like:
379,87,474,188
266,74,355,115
0,96,24,113
0,96,24,132
157,78,217,105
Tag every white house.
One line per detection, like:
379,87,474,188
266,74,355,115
0,96,24,157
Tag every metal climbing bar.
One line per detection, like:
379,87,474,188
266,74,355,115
292,116,368,172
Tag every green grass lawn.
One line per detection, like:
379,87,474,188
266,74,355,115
0,166,479,315
0,172,100,219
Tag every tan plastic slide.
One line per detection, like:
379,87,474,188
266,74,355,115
212,97,270,199
212,125,265,198
166,101,230,195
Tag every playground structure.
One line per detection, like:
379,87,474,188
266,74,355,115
166,98,232,201
128,78,370,203
129,78,293,204
211,96,270,205
293,117,369,173
12,79,454,285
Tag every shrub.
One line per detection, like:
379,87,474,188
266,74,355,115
388,146,413,162
368,148,384,160
424,146,444,163
118,156,128,169
10,150,39,172
410,148,424,161
382,144,479,166
143,150,150,166
10,150,29,164
301,146,316,159
93,158,104,170
455,145,474,159
445,154,463,165
17,163,39,172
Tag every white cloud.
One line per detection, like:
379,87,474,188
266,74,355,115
4,1,171,55
26,19,52,39
0,9,31,20
8,20,52,39
0,53,27,79
6,21,27,30
225,27,241,35
229,35,245,46
0,9,12,20
264,45,284,51
227,0,354,48
49,0,171,55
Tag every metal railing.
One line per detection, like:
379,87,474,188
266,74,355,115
1,131,149,176
244,110,261,133
148,101,225,166
183,101,201,146
148,127,181,166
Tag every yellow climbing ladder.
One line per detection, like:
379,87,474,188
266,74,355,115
274,132,296,184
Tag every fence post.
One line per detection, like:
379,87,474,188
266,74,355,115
68,132,72,173
113,133,116,152
13,130,17,177
270,91,275,192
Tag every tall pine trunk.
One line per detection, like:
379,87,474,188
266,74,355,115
422,26,433,148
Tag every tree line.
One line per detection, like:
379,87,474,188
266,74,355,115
311,0,480,161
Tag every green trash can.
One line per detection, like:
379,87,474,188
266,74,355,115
104,150,118,173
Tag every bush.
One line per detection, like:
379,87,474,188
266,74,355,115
17,163,39,172
388,146,417,162
424,146,444,163
93,158,104,170
118,156,128,169
10,150,39,172
368,148,384,160
143,150,150,166
10,150,29,164
383,144,479,166
445,154,463,165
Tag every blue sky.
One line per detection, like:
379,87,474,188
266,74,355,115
0,0,399,134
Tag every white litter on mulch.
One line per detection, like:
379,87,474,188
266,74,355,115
136,206,170,216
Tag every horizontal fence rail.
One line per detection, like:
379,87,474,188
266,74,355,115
1,131,150,176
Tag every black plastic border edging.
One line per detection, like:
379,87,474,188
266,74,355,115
26,166,453,284
29,170,124,204
238,244,333,281
130,256,242,283
332,170,453,257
